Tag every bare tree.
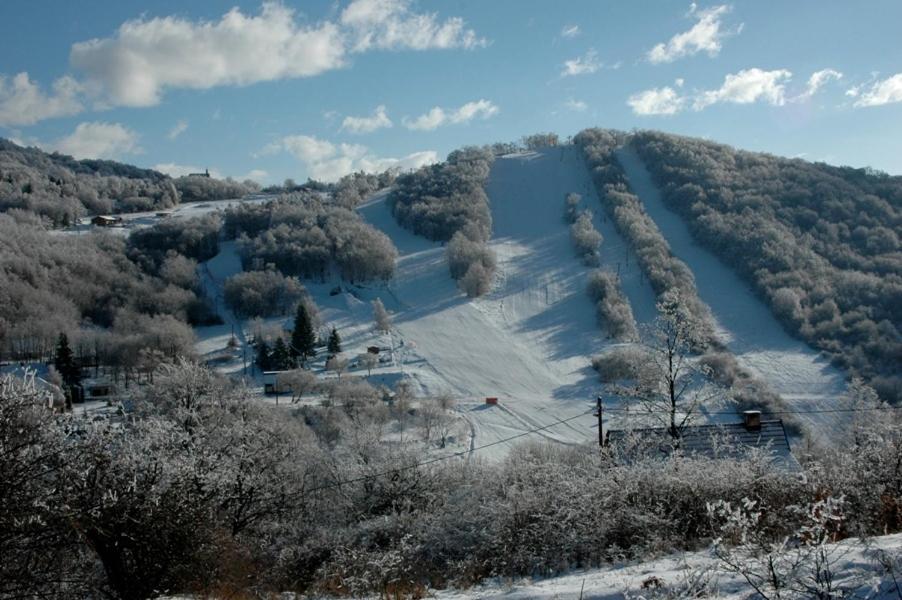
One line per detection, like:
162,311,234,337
611,290,725,439
326,354,349,379
358,352,378,376
278,368,317,403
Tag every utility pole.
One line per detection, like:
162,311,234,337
595,396,604,447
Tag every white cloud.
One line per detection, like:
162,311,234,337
628,87,686,115
402,99,499,131
262,134,437,182
167,119,189,140
340,0,486,52
794,68,843,101
853,73,902,107
564,98,588,112
0,72,83,126
46,122,140,159
561,25,580,38
340,104,393,134
648,4,739,64
241,169,268,182
70,2,346,107
561,49,601,77
694,68,792,109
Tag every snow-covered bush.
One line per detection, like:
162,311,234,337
223,270,306,317
587,269,638,340
570,210,603,266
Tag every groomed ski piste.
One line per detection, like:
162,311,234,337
614,145,849,439
188,143,849,459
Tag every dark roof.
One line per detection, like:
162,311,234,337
605,420,800,472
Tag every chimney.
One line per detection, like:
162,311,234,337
743,410,762,431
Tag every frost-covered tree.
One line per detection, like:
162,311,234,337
613,290,725,438
372,297,391,333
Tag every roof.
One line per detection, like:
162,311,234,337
605,420,800,472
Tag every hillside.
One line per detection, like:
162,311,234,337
0,138,257,226
629,130,902,402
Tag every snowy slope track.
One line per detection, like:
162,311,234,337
614,145,849,440
353,148,660,457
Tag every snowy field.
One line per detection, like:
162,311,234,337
423,533,902,599
615,146,848,439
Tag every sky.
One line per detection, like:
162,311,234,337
1,0,901,184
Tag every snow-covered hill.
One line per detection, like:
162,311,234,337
615,146,848,439
192,144,851,457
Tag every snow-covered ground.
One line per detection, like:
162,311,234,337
187,143,847,456
427,533,902,599
354,148,660,455
615,145,848,439
56,194,276,237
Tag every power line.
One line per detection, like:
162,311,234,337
300,408,594,496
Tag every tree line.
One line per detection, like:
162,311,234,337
574,128,716,348
390,146,497,297
224,193,398,285
630,130,902,403
0,137,259,227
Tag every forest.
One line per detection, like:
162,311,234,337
630,131,902,402
224,193,398,286
3,363,900,598
0,138,259,226
390,146,497,296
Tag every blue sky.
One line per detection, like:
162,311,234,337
2,0,901,183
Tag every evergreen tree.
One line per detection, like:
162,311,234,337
53,333,80,386
256,340,272,371
291,303,316,364
327,327,342,356
271,337,292,371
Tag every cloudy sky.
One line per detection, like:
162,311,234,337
2,0,901,183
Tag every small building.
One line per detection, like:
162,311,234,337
367,346,381,355
91,215,123,227
188,168,211,178
485,397,499,405
604,411,800,472
262,371,291,395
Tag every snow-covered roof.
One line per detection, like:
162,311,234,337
605,419,801,472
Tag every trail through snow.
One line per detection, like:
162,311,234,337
615,145,848,439
358,147,659,456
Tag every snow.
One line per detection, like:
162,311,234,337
354,148,660,456
427,533,902,599
185,143,848,456
614,146,849,440
55,194,277,237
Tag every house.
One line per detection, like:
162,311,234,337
262,371,291,395
188,168,211,178
91,215,123,227
604,410,801,472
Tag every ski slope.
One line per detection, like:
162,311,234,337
615,145,848,439
356,147,660,455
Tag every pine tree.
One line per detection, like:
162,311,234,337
256,340,271,371
291,303,316,364
272,337,292,371
327,327,342,356
53,333,80,386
